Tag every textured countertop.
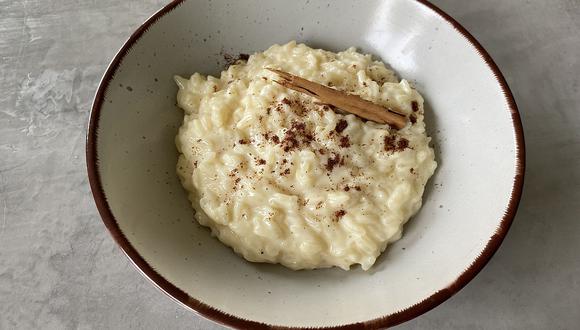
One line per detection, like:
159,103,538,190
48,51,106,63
1,0,579,329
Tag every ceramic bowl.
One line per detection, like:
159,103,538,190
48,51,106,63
87,0,525,328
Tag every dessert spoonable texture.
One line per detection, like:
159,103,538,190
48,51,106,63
174,41,436,270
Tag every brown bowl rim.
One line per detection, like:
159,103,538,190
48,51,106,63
86,0,526,328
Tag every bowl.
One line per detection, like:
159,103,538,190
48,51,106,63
86,0,525,328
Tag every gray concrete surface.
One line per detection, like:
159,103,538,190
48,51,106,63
1,0,579,329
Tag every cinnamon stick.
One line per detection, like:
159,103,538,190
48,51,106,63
267,68,407,129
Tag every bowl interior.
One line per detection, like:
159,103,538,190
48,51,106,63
90,0,522,327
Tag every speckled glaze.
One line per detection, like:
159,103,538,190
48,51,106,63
87,0,524,328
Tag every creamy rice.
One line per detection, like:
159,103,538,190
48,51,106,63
175,41,436,270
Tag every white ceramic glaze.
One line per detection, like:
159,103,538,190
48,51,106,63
87,0,524,328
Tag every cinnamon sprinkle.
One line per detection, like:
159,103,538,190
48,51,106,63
326,153,342,171
223,52,250,68
339,136,350,148
411,101,419,112
280,121,314,152
335,119,348,133
384,135,410,152
397,138,409,150
334,210,346,221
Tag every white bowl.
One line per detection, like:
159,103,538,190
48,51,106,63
87,0,525,328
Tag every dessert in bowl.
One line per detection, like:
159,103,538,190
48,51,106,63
87,0,524,328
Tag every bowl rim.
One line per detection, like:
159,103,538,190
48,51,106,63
86,0,526,328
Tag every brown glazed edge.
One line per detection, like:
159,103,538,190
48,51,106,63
86,0,526,329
